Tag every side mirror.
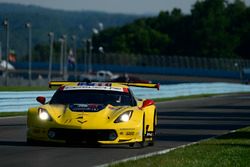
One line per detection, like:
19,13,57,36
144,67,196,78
141,99,155,109
36,96,46,105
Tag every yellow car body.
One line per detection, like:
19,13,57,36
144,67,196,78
27,82,159,147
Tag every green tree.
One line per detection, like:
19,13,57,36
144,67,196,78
33,44,49,62
93,0,250,60
191,0,239,58
226,0,250,59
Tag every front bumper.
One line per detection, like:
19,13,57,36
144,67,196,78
27,126,142,144
48,128,118,141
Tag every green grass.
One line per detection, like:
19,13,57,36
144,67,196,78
153,92,250,102
153,94,216,102
110,127,250,167
0,112,27,117
0,86,51,91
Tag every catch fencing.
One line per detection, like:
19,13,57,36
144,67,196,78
92,54,250,72
1,54,250,86
6,54,250,73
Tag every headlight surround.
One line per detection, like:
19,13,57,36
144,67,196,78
114,110,133,123
38,108,52,121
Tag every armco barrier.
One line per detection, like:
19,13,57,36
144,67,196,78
0,83,250,112
13,62,241,79
90,65,240,79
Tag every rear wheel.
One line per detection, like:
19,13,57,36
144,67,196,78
148,110,157,146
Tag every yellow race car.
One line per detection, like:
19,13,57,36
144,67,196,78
27,81,159,147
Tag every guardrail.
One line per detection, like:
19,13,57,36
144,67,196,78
0,83,250,112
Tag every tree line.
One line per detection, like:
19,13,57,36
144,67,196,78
93,0,250,60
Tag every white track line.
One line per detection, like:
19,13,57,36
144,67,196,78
0,116,26,120
96,128,240,167
96,141,199,167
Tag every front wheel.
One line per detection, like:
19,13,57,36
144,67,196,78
148,110,157,146
128,114,145,148
26,138,41,146
138,114,146,147
26,138,35,145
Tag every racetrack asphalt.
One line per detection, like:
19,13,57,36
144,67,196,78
0,93,250,167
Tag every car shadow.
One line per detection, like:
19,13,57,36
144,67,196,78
0,140,133,149
0,141,27,146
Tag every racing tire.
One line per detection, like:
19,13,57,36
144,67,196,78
128,143,135,147
66,140,82,146
128,114,145,148
26,138,35,145
148,110,157,146
26,138,41,146
138,114,146,148
87,141,101,148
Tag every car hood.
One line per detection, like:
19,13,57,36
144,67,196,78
44,104,134,128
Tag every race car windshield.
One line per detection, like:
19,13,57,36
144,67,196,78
50,90,136,106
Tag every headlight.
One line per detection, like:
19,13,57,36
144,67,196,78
114,110,133,123
38,108,51,121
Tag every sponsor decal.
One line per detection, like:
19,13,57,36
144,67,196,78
96,83,112,87
146,132,154,137
64,85,123,92
77,82,95,86
120,128,135,130
126,132,135,136
69,104,105,112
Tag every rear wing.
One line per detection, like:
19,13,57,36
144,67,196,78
49,81,76,88
115,82,160,90
49,81,160,90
